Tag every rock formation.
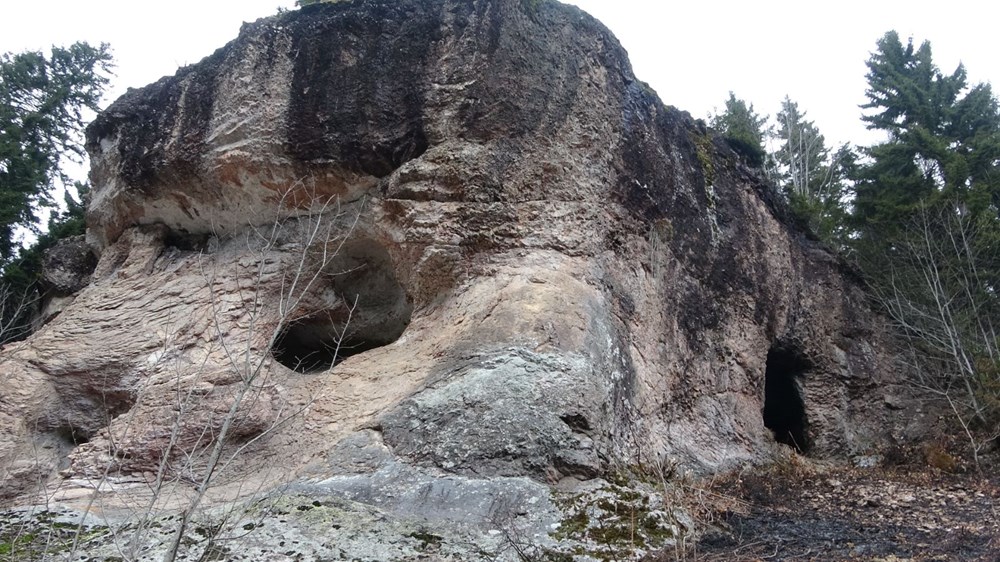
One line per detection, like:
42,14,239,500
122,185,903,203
0,0,921,557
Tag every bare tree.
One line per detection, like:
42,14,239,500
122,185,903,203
12,189,369,561
0,282,36,348
158,193,361,561
873,203,1000,467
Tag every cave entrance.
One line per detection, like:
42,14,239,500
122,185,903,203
762,344,811,453
272,314,355,373
271,239,412,373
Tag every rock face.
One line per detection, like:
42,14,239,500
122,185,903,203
40,236,97,296
33,235,98,325
0,0,918,557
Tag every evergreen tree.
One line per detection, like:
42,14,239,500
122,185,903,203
0,184,88,343
0,42,111,342
771,97,851,245
853,31,1000,242
711,92,768,168
0,42,112,265
853,31,1000,431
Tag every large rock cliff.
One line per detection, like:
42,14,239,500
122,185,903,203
0,0,920,557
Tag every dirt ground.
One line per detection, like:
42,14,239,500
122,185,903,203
650,458,1000,561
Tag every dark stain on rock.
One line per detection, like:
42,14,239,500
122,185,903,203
87,64,217,192
285,1,436,177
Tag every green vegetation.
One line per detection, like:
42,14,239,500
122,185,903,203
692,131,717,186
772,97,854,246
711,30,1000,454
854,31,1000,246
551,480,677,561
852,32,1000,440
0,42,111,343
0,42,110,263
710,92,767,168
0,509,110,561
406,530,444,549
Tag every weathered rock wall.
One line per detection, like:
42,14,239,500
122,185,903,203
1,0,915,533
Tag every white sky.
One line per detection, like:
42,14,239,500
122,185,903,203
3,0,999,152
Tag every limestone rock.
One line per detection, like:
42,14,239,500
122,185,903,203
0,0,919,555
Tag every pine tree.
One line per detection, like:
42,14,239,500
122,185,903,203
853,31,1000,242
771,97,851,245
711,92,767,168
0,42,112,265
853,31,1000,431
0,42,111,342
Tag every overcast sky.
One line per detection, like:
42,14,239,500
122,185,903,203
3,0,999,152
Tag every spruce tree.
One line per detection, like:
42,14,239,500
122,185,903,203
711,92,768,168
771,97,851,245
853,31,1000,243
0,42,112,264
853,31,1000,429
0,42,111,342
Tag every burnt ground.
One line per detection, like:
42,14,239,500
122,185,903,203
652,461,1000,562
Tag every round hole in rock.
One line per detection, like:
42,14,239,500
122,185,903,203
762,344,811,453
271,239,412,373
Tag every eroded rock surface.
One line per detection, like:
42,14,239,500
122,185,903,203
0,0,919,557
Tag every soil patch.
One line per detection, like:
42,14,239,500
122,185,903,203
649,463,1000,561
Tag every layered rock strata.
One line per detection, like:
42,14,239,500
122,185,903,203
0,0,917,557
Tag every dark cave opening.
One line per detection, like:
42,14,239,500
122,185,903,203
271,314,386,373
763,345,811,453
271,239,412,373
163,229,211,252
272,317,342,374
55,425,90,447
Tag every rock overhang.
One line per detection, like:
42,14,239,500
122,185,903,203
1,0,913,527
84,0,631,250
